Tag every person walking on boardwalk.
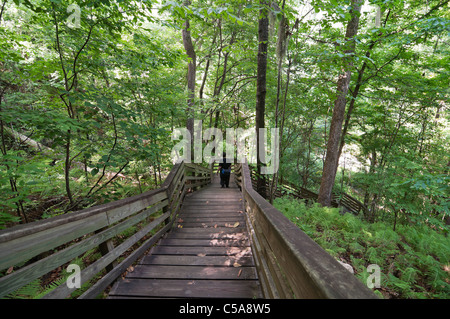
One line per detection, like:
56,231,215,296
218,152,231,188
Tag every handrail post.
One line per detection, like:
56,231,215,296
96,230,117,272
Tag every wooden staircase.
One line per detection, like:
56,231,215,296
108,175,262,298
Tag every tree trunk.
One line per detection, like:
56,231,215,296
182,0,196,158
255,0,269,198
318,0,362,207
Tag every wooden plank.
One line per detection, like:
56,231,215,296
180,209,243,214
180,209,244,215
79,222,173,299
180,210,244,216
108,278,261,299
176,216,245,223
0,200,168,298
166,230,247,240
168,174,187,204
178,212,244,218
0,190,168,273
106,192,167,225
183,201,243,206
160,162,183,189
149,246,252,256
184,163,211,173
185,195,243,200
0,188,168,244
186,181,210,190
0,213,109,272
178,216,244,222
126,265,258,280
182,203,243,208
251,213,294,299
140,255,255,267
245,210,278,299
158,238,250,247
185,176,211,181
44,211,171,299
171,227,246,234
178,222,245,228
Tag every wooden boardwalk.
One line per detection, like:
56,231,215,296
108,175,263,298
1,162,376,299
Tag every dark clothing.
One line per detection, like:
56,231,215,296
219,160,231,188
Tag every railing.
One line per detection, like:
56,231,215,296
235,161,376,298
0,162,211,299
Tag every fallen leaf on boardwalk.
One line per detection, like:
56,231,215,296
233,222,240,228
214,224,218,228
238,210,243,214
237,269,242,277
178,218,183,223
7,266,13,274
127,266,134,273
197,253,206,257
233,262,242,267
178,224,183,228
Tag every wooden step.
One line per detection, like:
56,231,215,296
108,278,262,299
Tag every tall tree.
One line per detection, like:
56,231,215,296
182,0,196,156
317,0,363,207
255,0,269,197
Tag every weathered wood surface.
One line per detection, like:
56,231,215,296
108,175,263,299
236,161,377,299
0,162,211,299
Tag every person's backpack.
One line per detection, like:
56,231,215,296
221,168,231,174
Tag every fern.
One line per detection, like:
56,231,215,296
5,279,41,299
275,196,450,299
5,257,85,299
34,277,68,299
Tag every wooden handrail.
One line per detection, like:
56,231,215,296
235,161,376,299
0,162,211,299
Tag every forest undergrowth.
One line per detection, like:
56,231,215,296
274,197,450,299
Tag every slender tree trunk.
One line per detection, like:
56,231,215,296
337,10,393,159
337,62,366,159
64,131,74,205
182,0,196,158
270,8,288,204
0,0,7,25
255,0,269,198
318,0,362,207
